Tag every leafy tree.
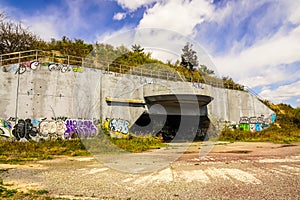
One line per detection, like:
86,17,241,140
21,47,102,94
131,44,144,53
199,64,214,75
46,36,93,57
180,42,199,70
0,12,41,54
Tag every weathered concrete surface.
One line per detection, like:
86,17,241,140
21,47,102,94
0,64,274,127
0,142,299,200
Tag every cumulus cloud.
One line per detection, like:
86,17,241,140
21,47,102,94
213,25,300,85
208,0,300,91
259,80,300,104
113,12,127,20
116,0,157,11
138,0,214,36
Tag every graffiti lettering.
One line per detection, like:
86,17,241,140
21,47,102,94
12,119,38,141
109,119,129,134
0,119,12,138
16,61,40,74
64,119,97,139
48,63,72,73
140,77,156,85
39,120,66,138
0,118,99,141
192,82,204,89
232,114,276,132
239,117,249,124
72,66,84,73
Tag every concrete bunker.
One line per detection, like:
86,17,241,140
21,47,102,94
130,94,213,141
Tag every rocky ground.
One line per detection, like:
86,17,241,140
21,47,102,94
0,142,299,199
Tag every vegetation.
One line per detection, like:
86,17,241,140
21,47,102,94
0,179,61,199
0,12,246,91
0,125,166,164
0,139,89,164
219,103,300,143
180,42,199,71
0,12,41,54
0,12,92,57
95,125,166,153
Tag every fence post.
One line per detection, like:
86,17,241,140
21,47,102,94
67,55,70,66
119,64,121,73
81,58,84,67
0,55,2,66
52,52,55,63
35,50,38,61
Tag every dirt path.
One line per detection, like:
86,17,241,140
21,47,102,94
0,142,299,199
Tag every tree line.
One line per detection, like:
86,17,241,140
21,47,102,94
0,12,246,91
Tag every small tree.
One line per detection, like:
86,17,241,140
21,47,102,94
131,44,144,53
0,12,40,54
199,64,214,75
180,42,199,70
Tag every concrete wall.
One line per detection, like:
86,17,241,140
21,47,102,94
0,63,274,129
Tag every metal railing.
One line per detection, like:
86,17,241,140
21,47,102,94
0,49,264,98
0,50,180,81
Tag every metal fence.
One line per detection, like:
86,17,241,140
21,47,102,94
0,49,264,100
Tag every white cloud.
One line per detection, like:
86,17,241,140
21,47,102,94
297,99,300,103
213,23,300,84
27,20,60,41
116,0,157,11
259,80,300,104
138,0,214,36
113,12,127,20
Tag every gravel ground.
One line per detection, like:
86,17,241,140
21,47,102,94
0,142,299,200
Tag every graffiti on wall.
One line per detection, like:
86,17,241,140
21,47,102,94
64,119,97,139
232,113,276,132
16,61,40,74
104,119,130,138
192,82,204,89
14,61,84,74
39,120,66,138
0,118,98,141
12,119,38,141
140,77,156,85
0,119,13,138
48,63,72,73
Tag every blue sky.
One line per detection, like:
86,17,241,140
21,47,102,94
1,0,300,107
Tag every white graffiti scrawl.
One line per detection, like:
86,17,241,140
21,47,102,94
39,120,66,138
109,119,129,134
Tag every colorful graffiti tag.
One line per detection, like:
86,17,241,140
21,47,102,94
12,119,38,141
0,119,13,138
0,118,98,141
192,82,204,89
15,61,84,74
104,119,130,138
39,120,66,138
233,113,276,132
16,61,40,74
64,119,97,139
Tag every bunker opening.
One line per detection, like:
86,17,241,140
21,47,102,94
130,94,213,142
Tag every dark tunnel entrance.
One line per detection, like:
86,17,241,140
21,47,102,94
130,94,213,142
130,113,211,141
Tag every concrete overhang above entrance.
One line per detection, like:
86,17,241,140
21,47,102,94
144,94,214,116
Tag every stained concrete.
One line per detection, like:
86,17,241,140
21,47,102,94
0,64,274,127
